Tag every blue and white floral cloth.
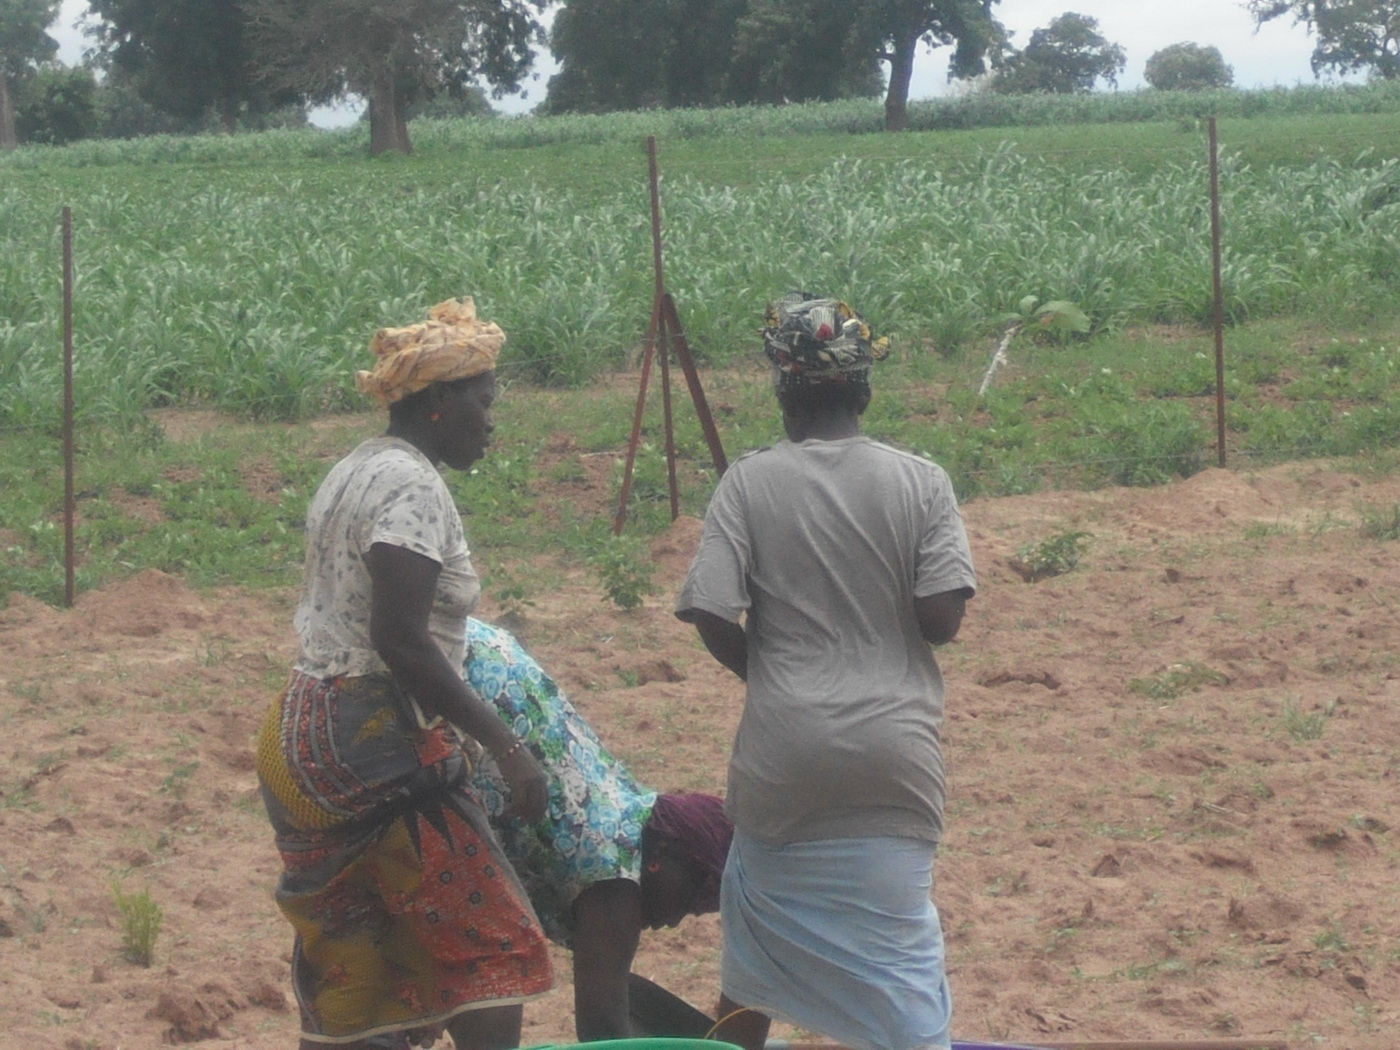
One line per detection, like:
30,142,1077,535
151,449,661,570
464,617,657,946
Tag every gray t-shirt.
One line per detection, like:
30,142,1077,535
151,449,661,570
676,435,976,846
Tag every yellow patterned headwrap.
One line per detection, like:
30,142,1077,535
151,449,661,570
355,297,505,407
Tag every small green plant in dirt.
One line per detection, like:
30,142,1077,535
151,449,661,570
984,870,1030,897
1348,813,1387,833
588,535,657,611
112,881,163,967
1352,1001,1380,1035
1280,698,1336,742
160,760,199,799
1013,530,1091,582
7,895,52,934
978,296,1091,397
1130,662,1229,701
1122,957,1190,980
490,568,536,623
1209,1013,1242,1035
1357,501,1400,541
1314,921,1352,954
198,636,232,667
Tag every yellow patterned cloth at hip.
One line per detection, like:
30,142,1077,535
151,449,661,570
256,671,554,1043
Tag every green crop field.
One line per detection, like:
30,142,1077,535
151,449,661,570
4,86,1400,604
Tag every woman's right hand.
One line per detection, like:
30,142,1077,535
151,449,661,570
497,745,550,822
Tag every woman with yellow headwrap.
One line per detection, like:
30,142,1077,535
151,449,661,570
257,298,555,1050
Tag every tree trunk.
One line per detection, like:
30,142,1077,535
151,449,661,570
0,73,17,152
218,100,239,135
883,32,917,132
367,73,412,156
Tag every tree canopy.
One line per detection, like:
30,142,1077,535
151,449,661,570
1249,0,1399,80
1144,42,1234,91
544,0,876,114
728,0,882,109
85,0,296,132
15,64,98,144
992,11,1125,94
545,0,1000,130
247,0,545,154
866,0,1003,130
544,0,750,113
0,0,60,149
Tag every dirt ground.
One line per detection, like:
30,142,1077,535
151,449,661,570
2,441,1398,1050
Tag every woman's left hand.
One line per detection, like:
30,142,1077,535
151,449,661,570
497,745,550,822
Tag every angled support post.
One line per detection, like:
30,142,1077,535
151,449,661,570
614,138,728,535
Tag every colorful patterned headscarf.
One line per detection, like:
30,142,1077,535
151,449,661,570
762,291,888,393
355,296,504,407
648,792,733,914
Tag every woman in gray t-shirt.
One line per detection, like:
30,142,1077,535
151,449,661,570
676,292,977,1050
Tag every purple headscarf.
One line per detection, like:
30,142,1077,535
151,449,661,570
648,792,733,914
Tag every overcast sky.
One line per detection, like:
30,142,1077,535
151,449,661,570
51,0,1352,126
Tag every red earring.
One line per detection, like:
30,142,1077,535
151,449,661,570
646,861,662,874
430,412,441,422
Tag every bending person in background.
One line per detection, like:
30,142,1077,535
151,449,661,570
462,616,733,1045
675,293,978,1050
257,299,554,1050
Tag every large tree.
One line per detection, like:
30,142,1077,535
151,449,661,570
247,0,545,154
0,0,59,150
728,0,882,107
1249,0,1399,80
546,0,997,129
992,11,1125,94
1144,42,1234,91
85,0,295,132
15,63,98,144
862,0,1003,131
545,0,749,114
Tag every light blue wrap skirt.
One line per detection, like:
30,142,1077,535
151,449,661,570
721,830,952,1050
